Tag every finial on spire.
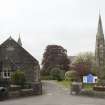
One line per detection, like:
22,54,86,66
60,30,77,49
99,8,100,16
18,33,22,46
98,8,101,20
9,35,12,40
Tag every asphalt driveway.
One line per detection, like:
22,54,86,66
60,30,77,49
0,80,105,105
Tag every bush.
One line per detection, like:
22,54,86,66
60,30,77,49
40,76,50,80
11,70,26,88
65,70,78,81
50,67,65,81
40,69,50,76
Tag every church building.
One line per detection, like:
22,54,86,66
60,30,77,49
95,13,105,78
0,36,40,83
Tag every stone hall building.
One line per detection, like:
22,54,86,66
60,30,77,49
95,13,105,78
0,36,40,83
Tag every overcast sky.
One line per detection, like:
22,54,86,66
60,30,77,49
0,0,105,63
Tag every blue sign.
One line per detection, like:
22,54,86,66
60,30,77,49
87,74,93,83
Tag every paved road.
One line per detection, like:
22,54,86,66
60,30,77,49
1,81,105,105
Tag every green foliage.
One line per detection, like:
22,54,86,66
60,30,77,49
40,75,50,80
83,83,93,91
41,66,57,76
50,67,65,81
11,70,26,88
40,68,49,76
57,80,71,88
65,70,78,81
80,90,105,98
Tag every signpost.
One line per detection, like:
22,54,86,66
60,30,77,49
83,74,98,83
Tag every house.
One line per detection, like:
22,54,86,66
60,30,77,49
0,36,40,83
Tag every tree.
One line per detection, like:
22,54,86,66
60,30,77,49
41,45,70,75
73,52,95,79
50,67,65,81
11,70,26,88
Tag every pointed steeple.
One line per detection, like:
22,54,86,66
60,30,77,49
95,11,105,79
18,34,22,46
9,35,12,40
97,11,104,35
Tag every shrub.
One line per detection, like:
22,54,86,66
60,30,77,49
40,76,50,80
50,67,65,81
11,70,26,88
65,70,78,81
40,68,50,76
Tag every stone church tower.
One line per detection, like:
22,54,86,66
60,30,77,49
95,13,105,78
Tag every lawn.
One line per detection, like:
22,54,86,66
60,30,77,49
57,80,93,90
83,83,93,91
57,80,71,88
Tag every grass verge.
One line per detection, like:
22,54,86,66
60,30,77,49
83,83,93,91
80,90,105,98
57,80,71,88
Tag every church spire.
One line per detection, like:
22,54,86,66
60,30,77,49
18,34,22,46
97,11,104,35
9,36,12,40
95,11,105,78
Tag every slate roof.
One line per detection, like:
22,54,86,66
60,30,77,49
0,37,39,66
